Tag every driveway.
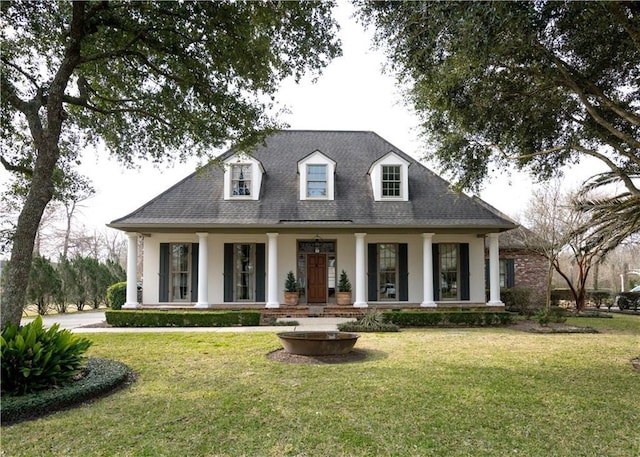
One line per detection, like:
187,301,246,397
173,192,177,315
21,311,106,330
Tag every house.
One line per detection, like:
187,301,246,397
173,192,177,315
108,130,517,310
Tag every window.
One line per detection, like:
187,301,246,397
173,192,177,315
234,244,255,301
382,165,401,197
170,243,190,301
231,164,252,196
378,244,398,301
307,164,327,198
439,243,458,300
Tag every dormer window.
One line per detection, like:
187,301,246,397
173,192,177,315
298,150,336,201
382,165,401,198
307,164,327,198
223,155,264,200
232,164,252,196
369,151,410,201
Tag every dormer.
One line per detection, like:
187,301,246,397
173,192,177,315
297,150,336,201
369,151,411,201
223,154,264,200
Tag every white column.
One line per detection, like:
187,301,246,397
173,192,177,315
123,233,141,309
421,233,437,307
487,233,504,305
354,233,368,308
194,232,210,308
266,232,279,308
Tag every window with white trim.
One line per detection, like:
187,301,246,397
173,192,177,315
170,243,191,301
306,164,327,198
378,243,398,301
234,244,255,301
231,164,252,196
382,165,401,198
439,243,459,300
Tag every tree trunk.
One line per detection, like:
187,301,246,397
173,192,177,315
1,145,59,328
1,2,85,329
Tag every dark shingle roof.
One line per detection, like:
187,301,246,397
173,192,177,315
109,130,517,231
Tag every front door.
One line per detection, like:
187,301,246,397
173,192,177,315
307,254,327,303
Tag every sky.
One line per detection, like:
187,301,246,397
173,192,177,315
4,1,608,252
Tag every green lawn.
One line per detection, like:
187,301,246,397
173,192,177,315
2,315,639,456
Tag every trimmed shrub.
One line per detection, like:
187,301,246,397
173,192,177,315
381,311,513,327
500,288,532,315
105,310,261,327
588,290,613,309
1,357,132,424
106,282,127,310
1,316,93,396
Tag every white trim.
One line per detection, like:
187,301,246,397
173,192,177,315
194,232,210,308
354,233,368,307
297,150,336,201
223,155,264,200
123,233,141,309
266,233,280,308
487,233,504,305
368,151,410,201
421,233,437,307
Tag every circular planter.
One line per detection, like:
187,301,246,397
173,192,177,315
277,331,360,356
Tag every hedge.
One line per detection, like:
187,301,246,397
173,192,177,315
381,311,513,327
1,358,132,425
105,310,261,327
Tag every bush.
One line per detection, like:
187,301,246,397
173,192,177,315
105,310,261,327
106,282,127,310
381,311,513,327
588,290,613,309
1,357,132,424
500,288,532,315
338,309,399,332
534,306,567,326
1,316,93,396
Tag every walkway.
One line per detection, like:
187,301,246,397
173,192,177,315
21,311,355,333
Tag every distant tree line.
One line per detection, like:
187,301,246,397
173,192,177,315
1,255,125,316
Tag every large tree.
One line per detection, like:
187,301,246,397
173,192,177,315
357,0,640,244
0,0,340,327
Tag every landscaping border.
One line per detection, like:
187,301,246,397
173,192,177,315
1,358,133,425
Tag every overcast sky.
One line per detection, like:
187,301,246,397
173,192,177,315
3,1,607,252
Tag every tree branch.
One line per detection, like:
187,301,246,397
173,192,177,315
0,155,33,176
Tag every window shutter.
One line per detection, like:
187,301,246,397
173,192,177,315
255,243,266,302
191,243,199,302
367,243,378,301
460,243,470,301
432,243,440,301
159,243,169,302
223,243,234,302
506,259,515,288
399,243,409,301
485,259,490,290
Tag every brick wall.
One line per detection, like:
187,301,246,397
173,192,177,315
501,249,548,305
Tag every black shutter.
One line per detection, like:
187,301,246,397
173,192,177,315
506,259,515,288
224,243,234,302
255,243,266,302
159,243,169,302
460,243,470,301
191,243,199,302
485,259,490,289
432,243,440,301
367,243,378,301
399,243,409,301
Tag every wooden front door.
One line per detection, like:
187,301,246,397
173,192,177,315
307,254,327,303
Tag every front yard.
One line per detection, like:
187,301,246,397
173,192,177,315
2,315,639,456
